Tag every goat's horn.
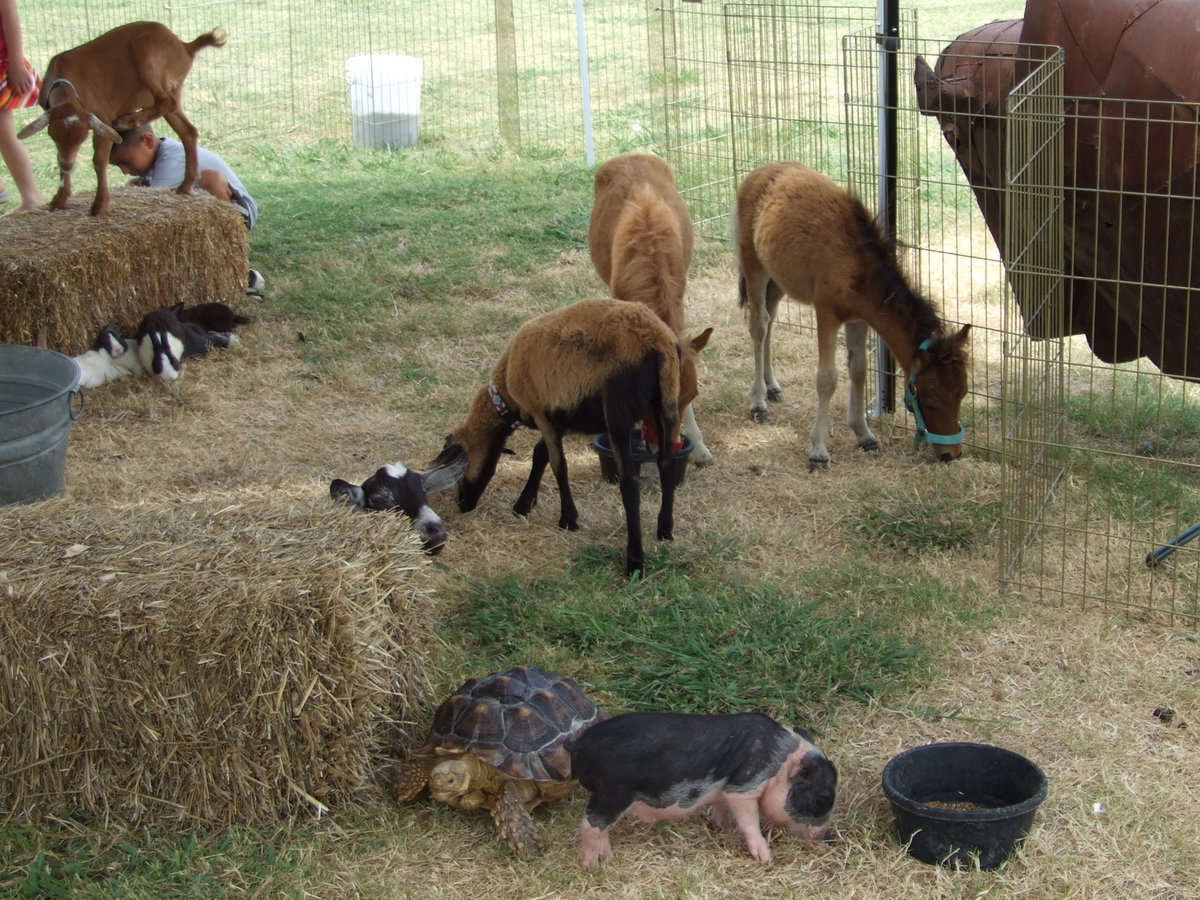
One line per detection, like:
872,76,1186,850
87,115,121,143
17,113,49,140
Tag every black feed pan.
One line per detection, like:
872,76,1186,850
593,429,692,488
882,741,1048,869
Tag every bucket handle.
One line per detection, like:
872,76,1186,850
69,388,85,421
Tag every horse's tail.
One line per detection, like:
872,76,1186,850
732,195,750,310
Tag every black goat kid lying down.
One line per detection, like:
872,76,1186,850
330,459,466,554
137,302,251,382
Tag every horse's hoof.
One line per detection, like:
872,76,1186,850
750,407,769,424
766,387,783,402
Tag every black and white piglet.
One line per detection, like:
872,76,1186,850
567,711,837,868
330,457,466,554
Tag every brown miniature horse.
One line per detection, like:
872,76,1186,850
734,162,971,469
589,153,714,465
427,297,700,577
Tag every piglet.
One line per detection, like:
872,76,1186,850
567,711,836,868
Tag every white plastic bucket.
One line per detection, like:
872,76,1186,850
345,54,423,149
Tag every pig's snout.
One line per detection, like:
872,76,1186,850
789,821,832,842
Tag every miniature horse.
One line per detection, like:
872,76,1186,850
734,161,971,469
589,153,714,465
427,297,693,577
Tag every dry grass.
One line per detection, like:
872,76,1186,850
0,190,248,355
4,246,1198,895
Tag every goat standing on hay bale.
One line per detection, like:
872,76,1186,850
18,21,225,216
734,161,971,470
428,297,700,577
589,153,715,466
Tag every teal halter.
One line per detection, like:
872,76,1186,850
904,339,965,448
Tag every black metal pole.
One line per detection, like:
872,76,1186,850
875,0,899,414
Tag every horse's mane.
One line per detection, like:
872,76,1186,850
850,202,943,339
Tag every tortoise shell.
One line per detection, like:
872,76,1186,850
417,665,601,783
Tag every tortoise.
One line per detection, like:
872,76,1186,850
392,665,603,857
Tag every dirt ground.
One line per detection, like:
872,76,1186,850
39,253,1200,898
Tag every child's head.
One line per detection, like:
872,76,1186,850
109,125,159,176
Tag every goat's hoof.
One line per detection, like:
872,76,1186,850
860,439,880,453
750,407,769,424
625,562,645,579
560,519,580,532
808,457,829,472
766,387,783,402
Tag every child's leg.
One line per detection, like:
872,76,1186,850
0,109,44,210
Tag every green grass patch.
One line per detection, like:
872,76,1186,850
450,535,989,725
1068,452,1200,525
246,145,596,329
843,493,1000,553
0,823,303,899
1065,368,1200,459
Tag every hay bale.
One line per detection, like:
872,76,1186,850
0,189,249,356
0,496,436,827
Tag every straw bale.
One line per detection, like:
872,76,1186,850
0,189,248,356
0,496,436,828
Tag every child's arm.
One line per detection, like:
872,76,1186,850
0,0,34,96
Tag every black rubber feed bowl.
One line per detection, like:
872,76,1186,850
593,429,693,488
882,742,1048,870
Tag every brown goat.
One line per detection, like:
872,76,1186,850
19,21,226,216
427,297,697,577
589,153,714,466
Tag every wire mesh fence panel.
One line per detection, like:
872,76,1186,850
897,34,1060,458
1011,94,1200,625
653,2,887,239
999,51,1067,597
19,1,657,176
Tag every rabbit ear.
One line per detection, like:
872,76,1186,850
329,479,366,509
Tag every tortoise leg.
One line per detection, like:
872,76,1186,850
493,780,544,857
388,758,432,803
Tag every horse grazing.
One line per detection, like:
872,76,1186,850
734,161,971,468
427,297,697,577
589,153,714,465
